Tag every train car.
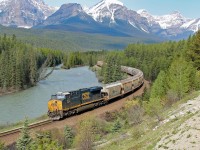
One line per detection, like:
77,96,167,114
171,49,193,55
120,78,133,94
101,82,122,100
48,86,103,120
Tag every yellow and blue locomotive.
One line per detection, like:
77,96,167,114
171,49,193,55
48,86,103,120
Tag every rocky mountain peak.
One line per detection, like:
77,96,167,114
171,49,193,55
0,0,56,28
59,3,83,14
87,0,124,22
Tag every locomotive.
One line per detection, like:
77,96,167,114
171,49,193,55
48,64,144,120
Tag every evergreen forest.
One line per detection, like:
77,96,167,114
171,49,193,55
0,34,62,94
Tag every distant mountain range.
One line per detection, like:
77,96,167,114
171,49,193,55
0,0,199,40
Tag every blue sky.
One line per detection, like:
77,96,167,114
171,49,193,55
44,0,199,19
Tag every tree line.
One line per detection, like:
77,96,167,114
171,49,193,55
0,34,62,94
62,51,106,69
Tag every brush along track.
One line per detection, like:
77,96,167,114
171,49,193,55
0,119,52,138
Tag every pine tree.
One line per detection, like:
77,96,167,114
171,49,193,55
145,97,163,121
16,118,32,150
167,57,194,100
29,49,38,86
188,31,200,70
112,119,122,133
64,125,74,148
150,70,167,100
89,54,93,67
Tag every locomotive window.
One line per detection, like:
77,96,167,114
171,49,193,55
57,95,65,99
51,95,57,99
91,91,100,95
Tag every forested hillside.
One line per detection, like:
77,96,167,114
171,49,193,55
0,35,62,94
0,25,162,51
98,32,199,82
98,31,200,108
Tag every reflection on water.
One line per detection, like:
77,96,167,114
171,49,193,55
0,66,101,125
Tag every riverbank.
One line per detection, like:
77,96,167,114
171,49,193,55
0,68,55,97
0,89,20,96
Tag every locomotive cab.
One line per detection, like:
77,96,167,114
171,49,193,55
48,92,69,120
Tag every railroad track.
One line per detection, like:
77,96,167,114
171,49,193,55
0,119,52,138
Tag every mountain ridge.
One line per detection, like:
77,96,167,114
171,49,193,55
0,0,199,40
0,0,57,28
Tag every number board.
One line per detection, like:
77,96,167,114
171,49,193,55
82,92,90,100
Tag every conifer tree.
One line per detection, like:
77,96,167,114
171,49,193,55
150,70,167,100
64,125,74,148
145,97,163,121
168,57,194,100
29,49,38,86
112,119,122,133
16,118,32,150
89,54,93,67
188,30,200,70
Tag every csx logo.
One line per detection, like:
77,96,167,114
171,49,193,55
82,92,90,100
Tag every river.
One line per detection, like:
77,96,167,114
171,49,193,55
0,66,101,125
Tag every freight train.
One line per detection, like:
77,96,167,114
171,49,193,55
47,63,144,120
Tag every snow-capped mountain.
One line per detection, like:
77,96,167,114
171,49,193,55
138,9,200,38
0,0,57,28
0,0,199,40
37,3,142,37
86,0,150,34
87,0,124,22
181,18,200,32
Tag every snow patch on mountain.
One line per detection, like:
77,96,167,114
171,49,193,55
87,0,123,21
138,9,200,35
128,21,138,29
29,0,57,18
181,19,196,29
154,11,187,29
141,26,149,33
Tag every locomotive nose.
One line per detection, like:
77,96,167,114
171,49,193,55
48,100,59,112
